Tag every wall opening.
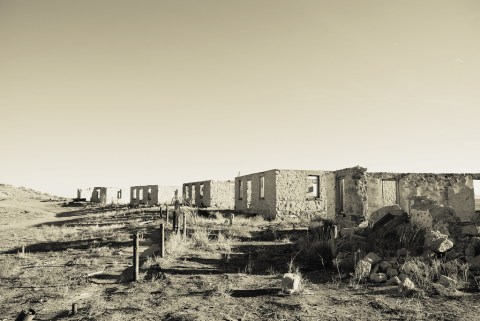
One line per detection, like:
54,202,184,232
133,188,137,199
260,176,265,199
139,189,144,201
382,179,398,206
338,178,345,213
117,190,122,199
199,184,204,198
238,180,243,200
96,189,101,199
307,175,319,198
147,188,152,201
474,180,480,211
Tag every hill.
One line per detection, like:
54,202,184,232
0,184,66,230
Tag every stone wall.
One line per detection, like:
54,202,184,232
183,180,234,209
131,185,179,205
335,167,368,218
235,170,277,218
90,187,129,205
366,173,480,222
235,169,335,220
275,170,335,220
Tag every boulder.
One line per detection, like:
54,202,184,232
281,273,301,294
438,275,457,288
370,272,387,283
431,238,454,253
364,252,382,265
387,276,401,285
355,259,372,278
399,277,415,292
369,205,403,225
425,230,454,253
462,225,480,237
371,263,379,274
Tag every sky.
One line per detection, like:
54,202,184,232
1,0,480,197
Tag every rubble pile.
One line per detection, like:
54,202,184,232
333,197,480,292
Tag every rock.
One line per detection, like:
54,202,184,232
468,255,480,269
425,230,454,253
355,259,372,278
431,238,454,253
358,221,369,228
462,225,480,237
465,245,476,257
379,261,392,271
364,252,382,265
397,257,406,265
425,230,448,247
281,273,301,294
445,249,460,261
369,205,402,225
439,275,457,288
371,263,379,274
398,274,408,282
386,268,399,278
399,277,415,292
370,272,387,283
387,276,401,285
396,248,408,257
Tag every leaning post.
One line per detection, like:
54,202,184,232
159,223,165,258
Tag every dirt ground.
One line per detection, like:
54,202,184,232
1,196,480,321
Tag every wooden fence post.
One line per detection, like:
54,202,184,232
165,203,169,226
229,213,235,226
133,231,139,282
182,210,187,239
71,303,77,315
160,223,165,258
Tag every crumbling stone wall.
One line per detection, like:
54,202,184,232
182,180,234,209
366,173,480,222
130,185,179,205
90,187,128,205
335,167,368,218
276,170,335,220
235,169,335,220
235,170,277,218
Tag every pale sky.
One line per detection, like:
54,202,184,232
1,0,480,197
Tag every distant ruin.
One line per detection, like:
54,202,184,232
130,185,180,205
182,180,234,209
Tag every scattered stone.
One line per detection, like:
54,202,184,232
445,249,460,261
386,268,399,278
281,273,301,294
371,263,379,274
355,259,372,278
397,257,406,265
462,225,480,237
439,275,457,288
398,277,415,292
379,261,392,271
370,272,387,283
387,276,401,285
364,252,382,265
431,238,454,253
396,248,408,257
